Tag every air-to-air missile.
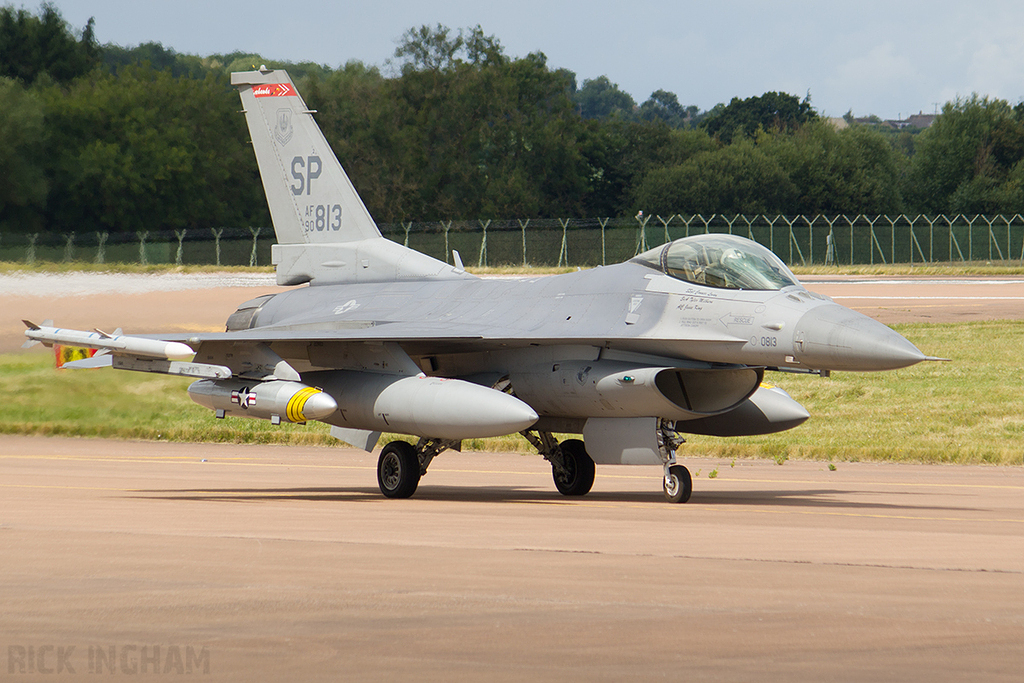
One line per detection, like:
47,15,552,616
23,320,195,360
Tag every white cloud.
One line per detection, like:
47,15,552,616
965,35,1024,103
831,44,917,93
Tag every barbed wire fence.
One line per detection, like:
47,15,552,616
2,214,1023,268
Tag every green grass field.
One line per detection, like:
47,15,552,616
3,321,1022,465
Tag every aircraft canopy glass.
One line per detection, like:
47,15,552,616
633,234,798,291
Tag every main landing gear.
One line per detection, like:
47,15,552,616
520,430,596,497
377,423,690,503
376,437,460,498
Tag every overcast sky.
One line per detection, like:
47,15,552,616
37,0,1024,120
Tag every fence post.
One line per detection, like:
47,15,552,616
211,228,223,266
26,233,38,264
634,212,651,255
722,214,739,236
740,215,755,240
1016,215,1024,262
136,231,149,265
678,213,695,238
598,217,609,266
95,232,107,264
694,213,715,235
62,232,75,262
966,214,979,261
865,215,885,265
174,229,186,266
441,221,452,264
906,215,925,264
518,219,530,266
822,215,838,265
557,218,570,267
764,215,781,254
884,215,899,264
249,227,262,266
781,215,805,265
842,215,858,265
806,215,819,265
656,214,675,245
1008,215,1016,263
983,215,1005,261
944,215,965,261
477,219,490,268
922,215,936,262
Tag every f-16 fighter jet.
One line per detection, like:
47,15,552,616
25,68,937,502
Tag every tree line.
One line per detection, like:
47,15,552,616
3,4,1024,237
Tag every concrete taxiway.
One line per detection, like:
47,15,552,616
2,435,1022,681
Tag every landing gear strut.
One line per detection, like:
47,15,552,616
376,437,460,499
658,420,691,503
521,430,596,497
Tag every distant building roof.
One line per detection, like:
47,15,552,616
905,113,937,128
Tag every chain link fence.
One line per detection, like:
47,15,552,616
3,214,1024,267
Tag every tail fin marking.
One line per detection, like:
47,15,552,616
232,69,380,246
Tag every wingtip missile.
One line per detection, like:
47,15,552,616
23,323,195,361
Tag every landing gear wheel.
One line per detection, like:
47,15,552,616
377,441,420,499
663,464,692,504
553,439,596,496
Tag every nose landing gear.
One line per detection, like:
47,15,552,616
658,420,691,503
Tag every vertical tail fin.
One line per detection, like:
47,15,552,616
232,68,380,245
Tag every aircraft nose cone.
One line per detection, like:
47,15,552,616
793,304,926,371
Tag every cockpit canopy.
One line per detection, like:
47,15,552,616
632,234,798,291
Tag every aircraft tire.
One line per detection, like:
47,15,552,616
664,464,692,503
377,441,420,499
553,439,595,496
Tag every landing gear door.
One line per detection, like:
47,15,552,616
582,417,662,465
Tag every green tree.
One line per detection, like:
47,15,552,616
638,89,694,128
574,76,636,119
320,24,594,220
633,140,797,214
702,91,817,144
0,3,98,83
580,122,717,216
39,65,267,234
0,77,47,232
761,120,903,214
102,42,207,79
905,95,1024,213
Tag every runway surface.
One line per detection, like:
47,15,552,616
801,275,1024,324
2,272,1023,680
2,435,1022,681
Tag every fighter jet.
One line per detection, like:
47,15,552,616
24,68,937,503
